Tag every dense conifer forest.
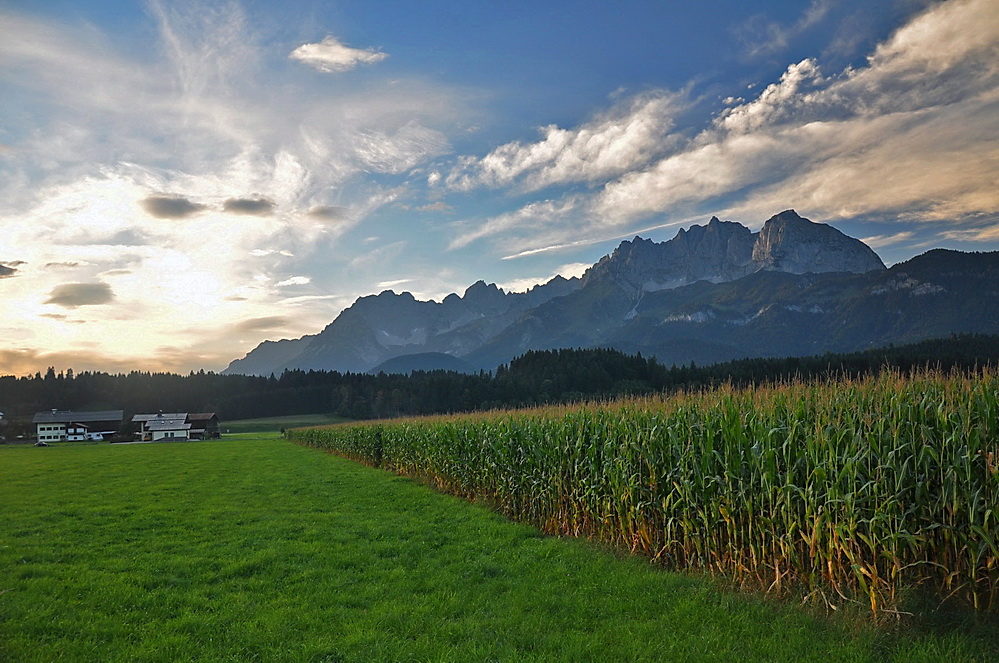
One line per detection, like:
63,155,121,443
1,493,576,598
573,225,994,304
1,334,997,438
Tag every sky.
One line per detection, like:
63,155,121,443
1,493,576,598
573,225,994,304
1,0,997,376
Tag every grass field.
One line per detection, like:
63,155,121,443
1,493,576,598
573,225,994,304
222,413,350,434
1,435,995,662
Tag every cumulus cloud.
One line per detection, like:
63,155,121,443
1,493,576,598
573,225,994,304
45,282,115,308
447,92,683,192
223,197,275,216
290,36,387,73
142,194,208,219
714,58,824,135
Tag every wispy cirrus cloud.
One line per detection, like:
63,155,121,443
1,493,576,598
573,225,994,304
289,36,387,73
232,316,290,333
376,278,413,289
449,198,584,251
734,0,835,58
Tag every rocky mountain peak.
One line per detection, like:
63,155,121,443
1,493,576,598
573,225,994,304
462,280,508,314
583,215,757,293
752,210,886,274
463,279,502,298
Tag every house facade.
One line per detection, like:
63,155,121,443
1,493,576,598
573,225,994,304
132,412,221,441
32,410,124,442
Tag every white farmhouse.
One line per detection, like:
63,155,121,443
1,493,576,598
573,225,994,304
32,410,124,443
132,412,189,441
132,412,221,441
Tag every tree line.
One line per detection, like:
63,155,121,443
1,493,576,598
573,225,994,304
1,334,997,438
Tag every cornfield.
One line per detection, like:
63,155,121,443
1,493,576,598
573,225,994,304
289,368,998,615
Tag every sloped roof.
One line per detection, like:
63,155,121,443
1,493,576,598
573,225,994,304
147,420,191,431
132,412,187,422
33,410,124,424
187,412,219,422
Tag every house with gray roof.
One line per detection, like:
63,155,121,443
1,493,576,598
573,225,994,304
132,412,221,441
32,410,124,443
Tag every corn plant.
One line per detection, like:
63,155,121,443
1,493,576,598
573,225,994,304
289,368,999,615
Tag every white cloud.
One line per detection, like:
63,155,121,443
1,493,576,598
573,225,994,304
736,0,835,58
446,92,683,192
940,223,999,242
349,241,407,269
377,278,413,289
352,121,450,175
415,201,452,212
715,58,824,135
448,198,584,251
276,276,311,287
862,231,916,249
289,36,387,73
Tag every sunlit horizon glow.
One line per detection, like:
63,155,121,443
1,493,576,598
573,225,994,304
1,0,997,376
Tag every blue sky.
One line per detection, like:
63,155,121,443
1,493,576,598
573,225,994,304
1,0,997,375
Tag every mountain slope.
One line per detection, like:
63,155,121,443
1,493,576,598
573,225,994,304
223,211,998,377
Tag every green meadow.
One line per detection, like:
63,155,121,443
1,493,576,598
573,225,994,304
222,414,350,434
1,435,995,662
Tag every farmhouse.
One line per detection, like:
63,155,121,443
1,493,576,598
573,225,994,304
32,410,124,442
132,412,221,441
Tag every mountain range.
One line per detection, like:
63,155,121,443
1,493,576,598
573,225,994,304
223,210,999,376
